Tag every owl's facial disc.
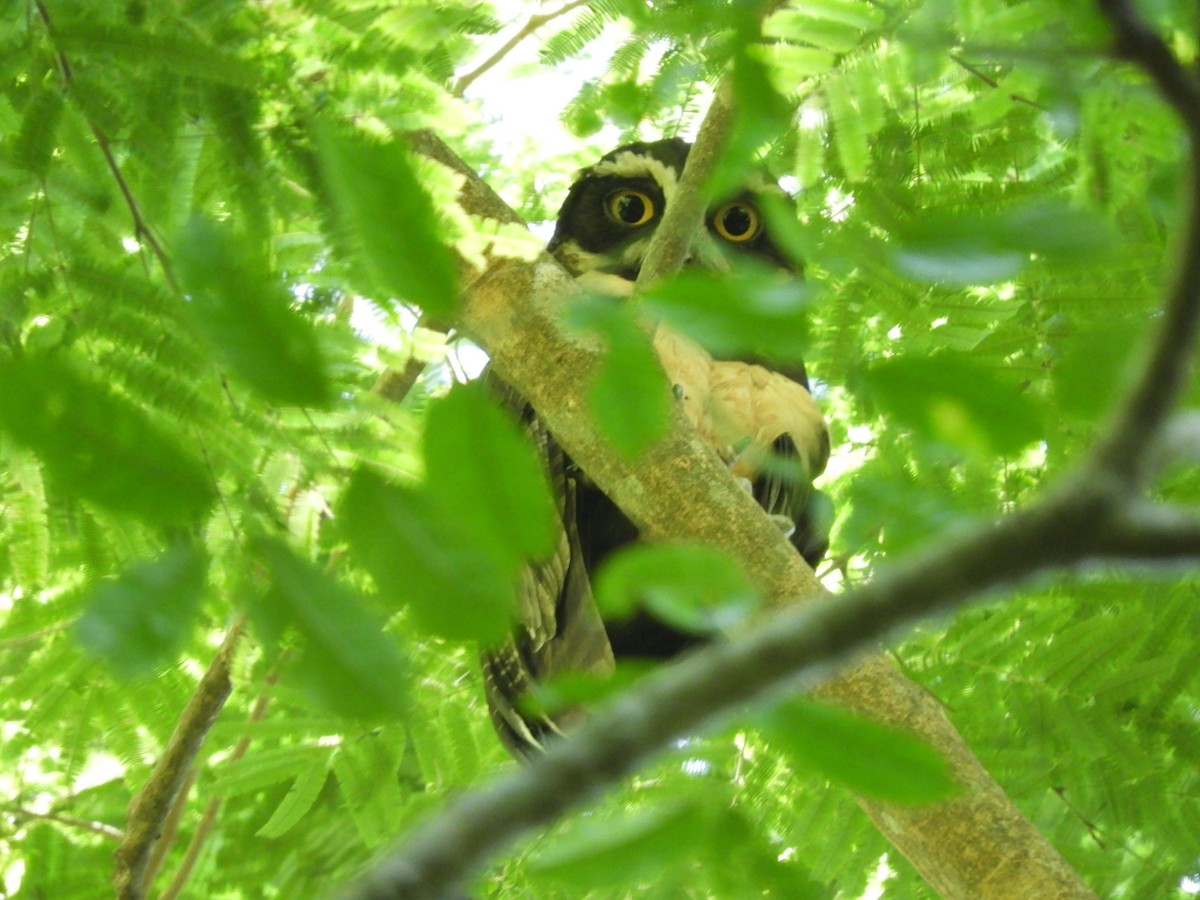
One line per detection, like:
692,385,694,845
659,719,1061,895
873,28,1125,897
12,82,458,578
547,137,798,282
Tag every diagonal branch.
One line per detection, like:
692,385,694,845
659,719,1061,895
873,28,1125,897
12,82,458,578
34,1,178,291
453,0,592,96
113,617,244,900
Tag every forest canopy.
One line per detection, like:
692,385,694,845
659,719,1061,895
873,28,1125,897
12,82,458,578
0,0,1197,898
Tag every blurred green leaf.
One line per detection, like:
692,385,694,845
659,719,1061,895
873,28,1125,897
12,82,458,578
709,52,795,197
423,381,557,561
175,214,330,407
758,698,956,803
525,660,656,718
76,544,207,676
863,355,1044,457
644,266,813,363
338,468,514,644
570,297,671,457
0,354,215,525
12,87,63,177
840,456,980,555
250,537,409,721
314,123,458,316
1052,317,1147,418
893,201,1118,286
529,798,710,889
595,543,760,636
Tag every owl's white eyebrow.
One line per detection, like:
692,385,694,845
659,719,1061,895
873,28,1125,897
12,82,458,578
590,151,680,203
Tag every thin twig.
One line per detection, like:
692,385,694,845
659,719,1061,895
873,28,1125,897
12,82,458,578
34,1,178,291
949,53,1048,110
453,0,592,96
7,806,124,841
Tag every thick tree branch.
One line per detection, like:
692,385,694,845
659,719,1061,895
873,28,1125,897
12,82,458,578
157,660,283,900
346,484,1152,898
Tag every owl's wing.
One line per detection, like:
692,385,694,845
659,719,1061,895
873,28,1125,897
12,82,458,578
480,372,615,761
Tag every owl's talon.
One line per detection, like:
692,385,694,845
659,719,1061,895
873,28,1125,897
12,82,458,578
769,513,797,538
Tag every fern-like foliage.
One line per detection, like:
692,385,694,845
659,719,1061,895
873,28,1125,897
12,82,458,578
0,0,1196,898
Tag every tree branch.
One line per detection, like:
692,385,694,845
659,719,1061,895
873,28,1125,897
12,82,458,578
157,659,283,900
7,806,124,841
453,0,592,96
634,79,737,289
113,617,244,900
1090,0,1200,482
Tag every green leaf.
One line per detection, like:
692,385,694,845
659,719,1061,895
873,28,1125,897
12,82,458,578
210,746,331,796
249,537,409,721
332,735,405,847
594,543,760,636
257,758,330,838
757,698,956,803
12,87,63,177
175,215,330,407
53,22,259,85
314,123,458,316
863,355,1044,457
76,545,207,676
569,297,671,458
644,266,813,363
709,52,795,198
529,799,711,889
0,354,215,525
338,468,514,644
423,381,557,561
893,201,1118,286
524,661,656,718
1052,318,1146,418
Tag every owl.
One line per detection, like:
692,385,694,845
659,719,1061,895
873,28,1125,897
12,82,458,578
482,138,832,760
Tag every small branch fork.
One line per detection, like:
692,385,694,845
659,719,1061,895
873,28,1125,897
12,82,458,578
342,4,1200,898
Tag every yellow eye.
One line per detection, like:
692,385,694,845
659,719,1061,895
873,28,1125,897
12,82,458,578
712,201,761,242
606,189,655,226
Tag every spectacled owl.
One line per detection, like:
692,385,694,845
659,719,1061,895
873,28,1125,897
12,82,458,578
483,138,832,760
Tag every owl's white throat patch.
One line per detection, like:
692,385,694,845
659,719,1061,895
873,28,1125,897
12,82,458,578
590,150,680,204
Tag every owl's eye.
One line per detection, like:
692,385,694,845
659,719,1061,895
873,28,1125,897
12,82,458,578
712,201,761,242
606,189,655,226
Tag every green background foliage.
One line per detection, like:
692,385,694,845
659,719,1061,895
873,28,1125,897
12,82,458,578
0,0,1196,897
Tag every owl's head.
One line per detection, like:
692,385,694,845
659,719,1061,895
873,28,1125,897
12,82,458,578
547,137,796,282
